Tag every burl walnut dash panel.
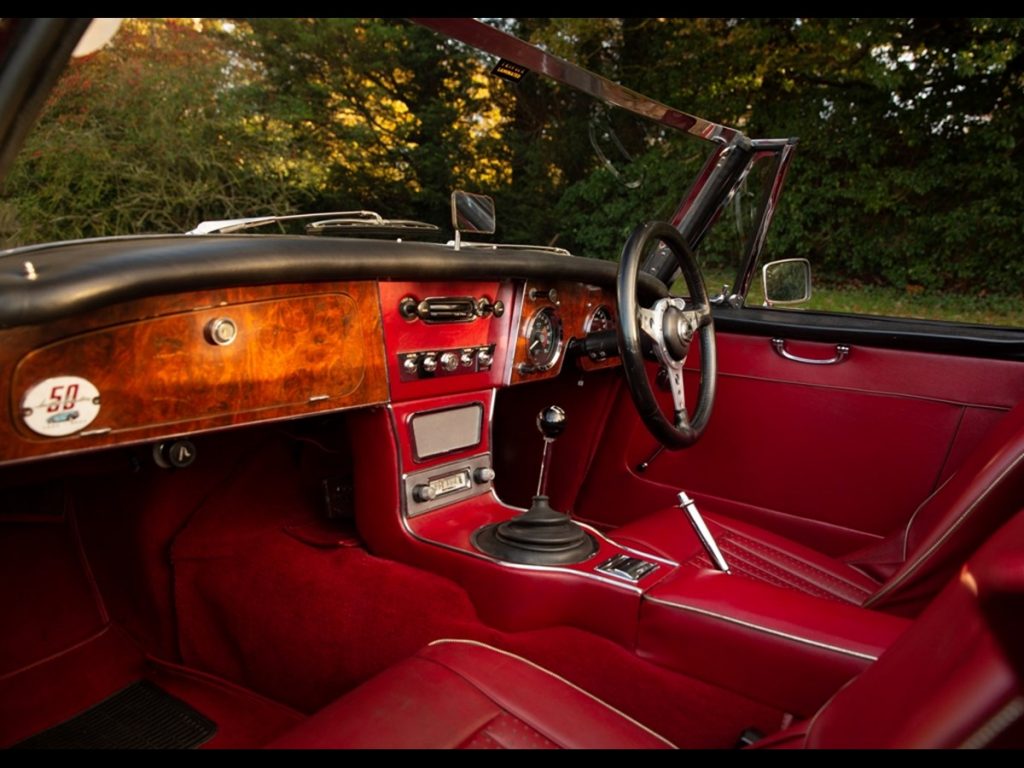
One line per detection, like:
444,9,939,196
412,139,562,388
510,280,621,385
1,282,387,464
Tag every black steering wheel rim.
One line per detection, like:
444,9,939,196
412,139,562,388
616,221,717,449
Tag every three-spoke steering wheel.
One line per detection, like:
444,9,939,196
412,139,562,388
616,221,717,449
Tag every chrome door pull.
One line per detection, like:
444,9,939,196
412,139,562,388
771,338,849,366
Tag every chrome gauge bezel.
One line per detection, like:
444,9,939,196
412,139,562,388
524,306,563,372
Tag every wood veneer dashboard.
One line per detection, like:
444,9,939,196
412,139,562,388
509,279,621,385
0,274,621,466
0,281,388,466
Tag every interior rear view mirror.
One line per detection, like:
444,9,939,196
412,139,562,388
762,258,812,307
451,191,496,249
451,191,496,235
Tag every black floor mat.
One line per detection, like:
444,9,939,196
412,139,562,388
13,681,217,749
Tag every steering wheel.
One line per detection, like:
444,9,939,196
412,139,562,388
616,221,717,449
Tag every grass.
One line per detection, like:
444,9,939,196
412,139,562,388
689,268,1024,329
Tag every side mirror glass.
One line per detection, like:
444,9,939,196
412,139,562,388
451,191,496,236
762,258,811,307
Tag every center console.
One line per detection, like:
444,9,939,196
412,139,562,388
355,278,909,716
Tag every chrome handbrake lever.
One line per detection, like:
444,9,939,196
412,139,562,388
678,491,730,573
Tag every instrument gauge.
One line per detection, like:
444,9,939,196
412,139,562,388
525,307,563,371
585,305,615,333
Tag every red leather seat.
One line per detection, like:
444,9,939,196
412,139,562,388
266,639,675,749
761,507,1024,748
269,512,1024,749
613,399,1024,615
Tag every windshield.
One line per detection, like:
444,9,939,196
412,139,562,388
0,18,722,261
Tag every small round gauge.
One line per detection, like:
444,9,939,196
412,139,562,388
585,305,615,333
525,306,563,371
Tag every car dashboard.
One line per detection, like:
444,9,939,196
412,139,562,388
0,234,648,466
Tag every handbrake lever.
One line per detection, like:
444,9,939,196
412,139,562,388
678,491,730,573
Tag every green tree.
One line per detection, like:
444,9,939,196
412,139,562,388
241,18,490,229
0,19,300,246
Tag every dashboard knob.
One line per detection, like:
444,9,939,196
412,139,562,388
421,354,438,373
205,317,237,346
153,438,197,469
402,356,419,375
473,467,495,484
440,352,459,371
398,296,419,320
413,483,437,502
477,348,493,368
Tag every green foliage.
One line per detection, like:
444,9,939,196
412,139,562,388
2,17,1022,302
529,18,1024,295
0,19,299,245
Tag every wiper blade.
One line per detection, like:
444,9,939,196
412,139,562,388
306,214,439,238
186,211,393,235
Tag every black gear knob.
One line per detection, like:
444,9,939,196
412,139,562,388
537,405,567,440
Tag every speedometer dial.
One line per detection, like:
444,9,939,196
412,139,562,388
525,307,563,371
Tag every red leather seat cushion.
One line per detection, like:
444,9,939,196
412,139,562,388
267,639,674,749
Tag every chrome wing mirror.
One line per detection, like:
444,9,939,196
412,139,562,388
451,191,495,250
762,258,812,307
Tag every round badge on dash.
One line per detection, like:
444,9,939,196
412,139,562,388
21,376,102,437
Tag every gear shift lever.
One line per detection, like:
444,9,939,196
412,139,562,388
535,405,566,497
472,405,597,565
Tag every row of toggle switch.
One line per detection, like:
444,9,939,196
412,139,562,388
397,344,496,381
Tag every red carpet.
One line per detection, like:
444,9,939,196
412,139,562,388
1,428,785,748
170,436,785,746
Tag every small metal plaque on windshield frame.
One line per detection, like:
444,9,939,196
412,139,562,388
492,59,527,83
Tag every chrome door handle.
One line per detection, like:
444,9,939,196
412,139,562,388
771,338,850,365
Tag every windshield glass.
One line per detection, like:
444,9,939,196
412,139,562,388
0,18,717,259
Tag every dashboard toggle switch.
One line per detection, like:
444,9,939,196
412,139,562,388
396,345,496,381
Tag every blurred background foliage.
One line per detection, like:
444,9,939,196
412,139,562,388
2,17,1022,301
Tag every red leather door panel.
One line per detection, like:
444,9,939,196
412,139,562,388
576,332,1024,555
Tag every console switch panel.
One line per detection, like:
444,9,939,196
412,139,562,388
398,344,495,381
597,554,658,582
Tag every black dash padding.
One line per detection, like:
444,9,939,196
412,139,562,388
13,681,217,749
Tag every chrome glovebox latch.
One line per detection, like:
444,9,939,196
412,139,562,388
596,553,658,582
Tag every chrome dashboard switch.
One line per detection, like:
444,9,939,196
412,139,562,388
597,554,657,582
440,352,459,371
401,356,419,375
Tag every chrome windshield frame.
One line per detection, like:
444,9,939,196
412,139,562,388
412,19,799,301
412,18,745,148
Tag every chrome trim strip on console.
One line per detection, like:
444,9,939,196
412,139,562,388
643,595,879,662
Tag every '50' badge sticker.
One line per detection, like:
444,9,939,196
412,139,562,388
21,376,101,437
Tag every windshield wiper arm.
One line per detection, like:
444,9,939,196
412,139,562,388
186,211,390,235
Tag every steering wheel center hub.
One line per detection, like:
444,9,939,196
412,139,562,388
662,303,693,362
